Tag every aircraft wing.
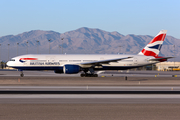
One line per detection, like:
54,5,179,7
149,57,173,61
80,57,132,66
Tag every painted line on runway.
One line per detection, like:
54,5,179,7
0,91,180,94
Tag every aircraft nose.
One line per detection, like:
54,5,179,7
6,61,10,66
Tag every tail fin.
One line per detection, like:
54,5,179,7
138,30,167,57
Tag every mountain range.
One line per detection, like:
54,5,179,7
0,27,179,61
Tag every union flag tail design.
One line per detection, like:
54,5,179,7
138,30,167,57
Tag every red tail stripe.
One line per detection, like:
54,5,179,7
141,49,157,57
20,58,38,60
148,34,166,44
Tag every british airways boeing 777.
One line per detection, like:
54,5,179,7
7,30,172,77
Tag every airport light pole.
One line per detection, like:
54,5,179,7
119,46,121,54
173,45,175,70
8,44,10,61
48,39,51,54
36,41,39,54
61,38,64,54
26,42,28,54
59,45,61,54
0,44,1,62
17,43,19,56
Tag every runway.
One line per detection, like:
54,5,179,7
1,94,180,104
0,104,180,120
1,71,180,87
0,86,180,104
0,70,180,104
0,70,180,119
0,70,180,77
1,86,180,91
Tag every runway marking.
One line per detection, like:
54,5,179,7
0,85,180,89
1,94,180,99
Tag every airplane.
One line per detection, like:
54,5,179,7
7,30,172,77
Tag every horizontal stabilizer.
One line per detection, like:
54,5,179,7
149,57,173,61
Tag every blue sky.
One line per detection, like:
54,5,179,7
0,0,180,38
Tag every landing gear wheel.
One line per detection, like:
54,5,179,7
94,74,98,77
91,74,98,77
80,74,85,77
80,73,98,77
20,73,24,77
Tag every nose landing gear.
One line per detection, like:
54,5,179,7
19,70,24,77
20,72,24,77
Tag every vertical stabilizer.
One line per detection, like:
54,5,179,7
138,30,167,57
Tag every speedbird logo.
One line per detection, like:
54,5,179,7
19,58,38,63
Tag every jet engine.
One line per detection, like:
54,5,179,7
63,64,81,74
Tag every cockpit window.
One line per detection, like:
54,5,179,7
10,59,15,61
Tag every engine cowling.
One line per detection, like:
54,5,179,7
63,64,81,74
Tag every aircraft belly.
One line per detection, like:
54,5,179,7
97,61,142,70
94,66,140,70
12,66,63,70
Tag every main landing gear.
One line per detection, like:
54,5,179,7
80,68,98,77
80,73,98,77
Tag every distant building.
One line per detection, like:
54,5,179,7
156,62,180,71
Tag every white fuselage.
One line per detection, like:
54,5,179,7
7,54,158,71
